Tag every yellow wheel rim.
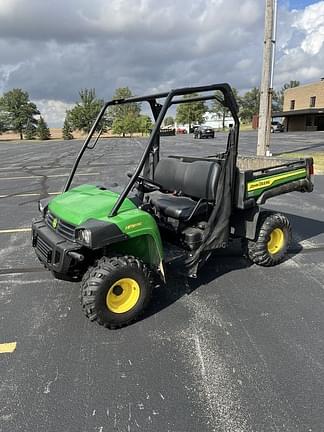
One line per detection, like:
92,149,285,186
267,228,285,254
106,278,140,314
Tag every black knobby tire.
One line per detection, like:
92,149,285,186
80,256,152,329
246,211,292,267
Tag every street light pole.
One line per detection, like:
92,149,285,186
257,0,278,157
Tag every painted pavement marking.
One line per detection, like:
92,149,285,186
0,172,99,180
0,342,17,354
0,228,31,234
0,192,60,198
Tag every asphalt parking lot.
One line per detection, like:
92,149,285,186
0,130,324,431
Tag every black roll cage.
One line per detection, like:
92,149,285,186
63,83,240,217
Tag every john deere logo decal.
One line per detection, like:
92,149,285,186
125,222,142,230
52,218,58,229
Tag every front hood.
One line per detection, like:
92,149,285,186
48,184,136,225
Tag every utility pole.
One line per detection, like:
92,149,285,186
257,0,277,156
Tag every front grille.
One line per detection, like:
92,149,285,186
36,235,52,262
46,212,75,241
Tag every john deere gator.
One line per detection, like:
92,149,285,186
32,83,314,328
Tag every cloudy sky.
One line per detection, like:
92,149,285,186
0,0,323,126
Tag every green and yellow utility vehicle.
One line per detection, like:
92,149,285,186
32,84,314,328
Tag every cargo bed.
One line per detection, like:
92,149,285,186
235,155,313,209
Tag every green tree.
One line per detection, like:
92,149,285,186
0,111,9,134
24,121,36,140
139,115,153,136
62,116,74,140
272,89,281,112
110,87,141,137
36,116,51,140
240,87,260,123
212,88,239,129
112,113,140,137
281,80,300,92
176,93,207,130
0,88,39,139
164,116,174,127
68,89,104,134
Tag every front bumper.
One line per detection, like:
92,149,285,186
32,219,83,276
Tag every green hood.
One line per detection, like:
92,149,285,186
48,184,136,225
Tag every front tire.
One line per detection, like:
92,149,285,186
80,256,152,328
246,212,292,267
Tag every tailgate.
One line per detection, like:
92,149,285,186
235,157,314,209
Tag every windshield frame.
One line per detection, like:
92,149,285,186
63,83,240,217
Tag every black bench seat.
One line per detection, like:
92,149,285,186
147,158,221,221
149,191,208,220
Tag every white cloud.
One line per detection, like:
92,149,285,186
0,63,22,93
294,1,324,55
34,100,75,128
0,0,323,125
275,1,324,85
0,0,16,15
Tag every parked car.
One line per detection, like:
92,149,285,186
271,121,284,133
194,125,215,139
176,127,187,134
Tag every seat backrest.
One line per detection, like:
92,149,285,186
154,158,221,201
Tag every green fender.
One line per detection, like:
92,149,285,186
108,208,164,268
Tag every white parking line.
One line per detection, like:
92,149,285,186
0,342,16,354
0,172,99,180
0,165,68,172
0,166,22,171
0,279,50,285
0,228,31,234
0,192,60,198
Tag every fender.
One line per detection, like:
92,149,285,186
230,206,261,241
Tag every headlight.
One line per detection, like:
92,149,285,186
76,229,91,246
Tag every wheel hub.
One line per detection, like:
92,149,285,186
267,228,284,254
112,285,123,296
106,278,140,314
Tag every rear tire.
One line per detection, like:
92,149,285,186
80,256,152,329
246,212,291,267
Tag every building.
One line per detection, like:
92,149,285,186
278,79,324,131
203,111,235,129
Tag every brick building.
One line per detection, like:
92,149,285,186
276,79,324,131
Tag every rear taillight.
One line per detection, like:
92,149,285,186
309,163,314,175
